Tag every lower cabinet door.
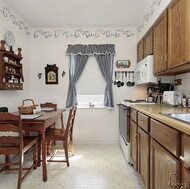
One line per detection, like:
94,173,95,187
181,134,190,188
183,167,190,188
138,127,150,189
150,139,181,189
130,120,138,170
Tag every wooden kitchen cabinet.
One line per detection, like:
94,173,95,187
138,127,150,189
0,49,23,90
144,28,153,58
131,108,137,122
150,119,181,189
168,0,190,71
181,134,190,188
131,110,150,188
153,11,168,74
138,112,149,133
138,112,150,189
153,0,190,75
150,139,181,189
130,119,138,170
137,38,144,63
137,29,153,63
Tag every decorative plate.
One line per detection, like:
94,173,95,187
4,31,15,47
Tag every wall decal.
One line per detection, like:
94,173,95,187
0,5,31,35
61,71,66,77
33,29,135,39
38,73,42,79
137,0,162,33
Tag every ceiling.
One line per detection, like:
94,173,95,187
2,0,148,28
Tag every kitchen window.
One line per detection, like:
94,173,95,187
66,44,115,108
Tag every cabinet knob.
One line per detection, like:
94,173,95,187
179,156,185,161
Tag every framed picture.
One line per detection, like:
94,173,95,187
116,60,131,68
45,64,58,84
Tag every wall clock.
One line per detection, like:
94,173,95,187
4,30,15,49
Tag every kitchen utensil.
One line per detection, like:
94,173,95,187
114,72,117,85
127,71,132,86
155,96,158,103
121,71,124,86
131,71,135,86
117,71,121,87
125,71,128,85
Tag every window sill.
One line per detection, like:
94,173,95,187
78,103,105,109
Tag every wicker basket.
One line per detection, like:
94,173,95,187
18,99,38,114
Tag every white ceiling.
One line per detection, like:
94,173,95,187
2,0,148,28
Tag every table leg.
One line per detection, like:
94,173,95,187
41,132,47,181
37,135,41,167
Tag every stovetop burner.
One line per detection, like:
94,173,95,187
124,99,146,103
120,99,155,106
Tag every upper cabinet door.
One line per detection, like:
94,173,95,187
137,38,144,63
144,28,154,58
168,0,190,69
153,11,168,74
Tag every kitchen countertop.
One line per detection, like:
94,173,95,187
130,104,190,135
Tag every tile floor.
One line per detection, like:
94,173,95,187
0,144,143,189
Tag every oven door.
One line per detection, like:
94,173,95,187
118,104,130,143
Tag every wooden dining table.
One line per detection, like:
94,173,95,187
21,108,65,182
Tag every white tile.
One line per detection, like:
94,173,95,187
0,144,143,189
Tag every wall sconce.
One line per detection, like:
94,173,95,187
62,70,66,77
38,73,42,79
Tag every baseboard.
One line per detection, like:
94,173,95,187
74,137,119,144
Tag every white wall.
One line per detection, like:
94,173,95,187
175,73,190,97
136,0,173,40
30,27,147,144
0,0,32,112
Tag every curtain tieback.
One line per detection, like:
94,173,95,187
69,82,75,86
107,81,113,85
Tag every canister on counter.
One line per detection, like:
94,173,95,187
182,98,190,108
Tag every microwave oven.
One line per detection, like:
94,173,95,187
134,55,157,86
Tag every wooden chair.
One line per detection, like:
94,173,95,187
40,102,60,155
0,112,38,189
0,107,10,170
40,102,57,111
45,107,77,166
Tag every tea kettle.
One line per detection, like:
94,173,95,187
146,87,155,102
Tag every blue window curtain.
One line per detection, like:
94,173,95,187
66,54,88,108
66,44,115,108
95,54,114,108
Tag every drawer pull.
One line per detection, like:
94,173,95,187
139,120,145,123
168,172,176,188
180,186,187,189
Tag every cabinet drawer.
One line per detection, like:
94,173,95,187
131,109,137,123
150,119,180,157
138,112,149,132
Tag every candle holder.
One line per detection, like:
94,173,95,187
18,47,22,57
0,40,6,50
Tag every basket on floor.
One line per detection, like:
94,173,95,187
18,99,38,114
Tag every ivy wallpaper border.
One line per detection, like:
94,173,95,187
33,29,135,39
0,5,31,35
137,0,162,32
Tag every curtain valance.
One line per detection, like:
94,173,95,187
66,44,115,55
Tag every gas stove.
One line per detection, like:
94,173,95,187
120,99,155,106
